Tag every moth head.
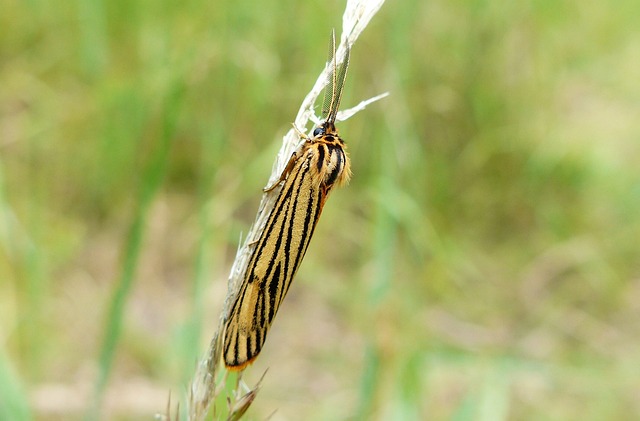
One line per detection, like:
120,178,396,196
315,121,337,137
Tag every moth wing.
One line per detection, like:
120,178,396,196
222,277,269,370
222,150,328,370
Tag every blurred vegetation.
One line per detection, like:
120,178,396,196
1,0,640,419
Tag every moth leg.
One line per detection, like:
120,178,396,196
264,152,297,192
247,236,260,247
292,123,310,142
264,123,310,193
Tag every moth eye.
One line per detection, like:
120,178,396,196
313,127,324,137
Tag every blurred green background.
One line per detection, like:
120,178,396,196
2,0,640,419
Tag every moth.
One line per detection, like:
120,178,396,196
223,30,352,370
